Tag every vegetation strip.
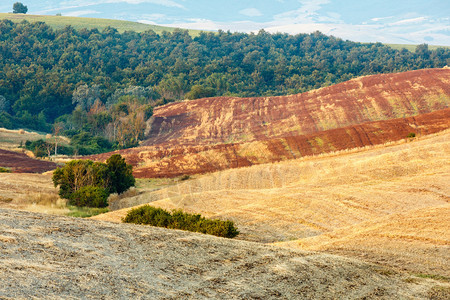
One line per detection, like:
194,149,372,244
123,205,239,238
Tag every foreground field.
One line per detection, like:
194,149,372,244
94,130,450,277
1,208,447,299
278,205,450,278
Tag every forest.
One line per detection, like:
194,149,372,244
0,19,449,152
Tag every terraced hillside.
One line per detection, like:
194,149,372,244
93,68,450,178
144,68,449,146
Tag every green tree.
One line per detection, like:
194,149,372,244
185,85,216,100
52,154,134,207
106,154,135,194
70,186,109,208
13,2,28,14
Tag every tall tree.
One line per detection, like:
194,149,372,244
13,2,28,14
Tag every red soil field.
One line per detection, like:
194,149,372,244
95,108,450,178
91,68,450,178
0,149,57,173
144,68,450,146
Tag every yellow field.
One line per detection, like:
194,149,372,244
93,130,450,276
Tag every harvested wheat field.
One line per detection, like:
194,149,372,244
93,130,450,277
0,208,448,299
277,205,450,278
0,172,68,215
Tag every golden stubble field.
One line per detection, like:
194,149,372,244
93,130,450,278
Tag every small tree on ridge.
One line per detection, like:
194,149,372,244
13,2,28,14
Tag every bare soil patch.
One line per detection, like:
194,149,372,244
0,149,57,173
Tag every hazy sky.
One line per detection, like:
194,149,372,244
1,0,449,45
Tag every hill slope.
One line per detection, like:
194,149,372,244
0,208,446,299
94,68,450,178
94,130,450,276
0,13,201,35
144,68,450,146
277,205,450,278
0,148,57,173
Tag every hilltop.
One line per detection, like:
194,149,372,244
0,13,201,36
92,68,450,178
0,208,447,299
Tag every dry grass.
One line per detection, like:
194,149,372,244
93,130,450,276
0,172,70,215
1,208,448,299
0,127,46,151
277,205,450,277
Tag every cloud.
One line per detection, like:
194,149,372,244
273,0,334,24
59,0,185,9
64,10,101,17
239,8,263,18
371,16,394,22
389,17,427,26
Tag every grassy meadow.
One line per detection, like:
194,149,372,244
0,13,202,36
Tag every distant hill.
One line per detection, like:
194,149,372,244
0,13,201,36
0,148,57,173
0,19,448,135
91,68,450,178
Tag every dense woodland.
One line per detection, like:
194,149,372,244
0,19,449,152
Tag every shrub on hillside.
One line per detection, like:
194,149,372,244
0,167,11,173
123,205,239,238
69,186,109,208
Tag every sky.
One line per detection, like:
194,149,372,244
1,0,449,45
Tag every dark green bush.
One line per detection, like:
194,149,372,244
69,186,109,208
123,205,239,238
0,167,11,173
407,132,416,138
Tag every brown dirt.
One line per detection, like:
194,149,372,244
0,208,447,299
91,68,450,178
94,108,450,178
0,149,57,173
144,68,450,146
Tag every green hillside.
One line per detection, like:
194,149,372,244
1,13,446,51
387,43,449,51
0,13,202,36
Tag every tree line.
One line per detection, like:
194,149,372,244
0,19,448,149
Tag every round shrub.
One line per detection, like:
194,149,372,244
69,186,109,208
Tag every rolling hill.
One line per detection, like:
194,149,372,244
93,129,450,277
1,208,446,299
92,68,450,178
0,13,201,35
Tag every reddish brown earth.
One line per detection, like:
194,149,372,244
144,68,450,146
92,68,450,178
94,108,450,178
0,149,57,173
